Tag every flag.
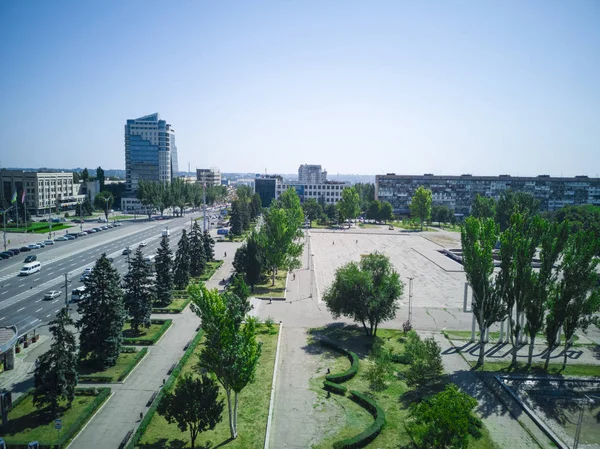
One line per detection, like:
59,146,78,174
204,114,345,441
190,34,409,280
21,190,26,204
10,191,17,203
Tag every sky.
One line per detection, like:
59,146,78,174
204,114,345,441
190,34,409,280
0,1,599,177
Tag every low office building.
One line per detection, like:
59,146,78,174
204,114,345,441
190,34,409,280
255,175,281,207
0,169,85,215
277,180,349,205
196,168,221,186
375,173,600,215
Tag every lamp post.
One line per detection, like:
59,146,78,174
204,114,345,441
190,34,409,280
408,277,414,325
103,197,110,222
2,206,14,251
573,394,600,449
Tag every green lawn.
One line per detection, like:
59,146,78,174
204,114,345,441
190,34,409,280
6,222,73,233
252,270,287,298
112,215,136,220
197,260,224,281
78,348,146,382
152,297,190,314
3,389,110,447
469,360,600,377
308,326,499,449
122,319,172,344
444,329,586,345
137,324,280,448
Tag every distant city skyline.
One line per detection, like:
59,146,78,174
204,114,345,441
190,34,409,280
0,1,598,176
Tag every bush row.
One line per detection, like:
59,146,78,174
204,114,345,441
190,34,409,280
122,320,173,345
152,298,191,314
4,388,111,449
125,328,205,449
323,381,347,395
319,340,359,384
333,390,386,449
117,348,148,382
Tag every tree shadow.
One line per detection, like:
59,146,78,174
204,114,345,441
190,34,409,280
591,344,600,361
398,379,449,409
2,405,62,435
307,323,375,356
138,439,191,449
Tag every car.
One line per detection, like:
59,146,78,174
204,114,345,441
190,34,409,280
44,290,61,300
54,236,68,242
78,231,87,237
122,247,132,255
101,226,109,230
19,246,31,252
8,248,21,255
139,241,148,247
24,255,37,263
93,227,103,232
71,286,88,302
0,252,11,260
80,268,92,281
43,240,54,245
114,222,122,227
28,243,41,250
35,242,45,248
64,234,76,240
86,229,96,233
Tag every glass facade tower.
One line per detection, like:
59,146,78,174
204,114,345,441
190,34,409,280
125,113,178,192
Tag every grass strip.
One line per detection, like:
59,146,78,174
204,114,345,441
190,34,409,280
122,319,172,345
78,348,147,383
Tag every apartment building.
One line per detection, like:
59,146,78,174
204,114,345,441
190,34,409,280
298,164,327,184
376,173,600,215
196,168,222,186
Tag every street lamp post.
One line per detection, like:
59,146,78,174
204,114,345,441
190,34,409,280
2,206,14,251
408,277,414,325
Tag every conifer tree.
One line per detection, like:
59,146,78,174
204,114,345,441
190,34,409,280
34,308,78,417
155,235,174,306
203,229,215,261
190,221,206,277
174,229,191,289
124,247,154,332
78,254,126,369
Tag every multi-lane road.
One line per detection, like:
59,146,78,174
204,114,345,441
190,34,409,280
0,211,215,328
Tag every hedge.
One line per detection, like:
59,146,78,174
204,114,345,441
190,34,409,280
323,381,347,395
4,388,111,449
125,329,205,449
78,348,148,383
332,391,386,449
152,298,191,314
319,340,359,384
122,319,172,345
117,348,148,382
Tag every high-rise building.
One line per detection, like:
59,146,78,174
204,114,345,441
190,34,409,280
125,113,178,192
196,168,222,186
298,164,327,184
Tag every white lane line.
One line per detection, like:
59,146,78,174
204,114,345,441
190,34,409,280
47,271,54,276
18,283,25,287
35,307,42,313
54,309,59,313
0,291,7,295
70,263,76,267
33,278,40,282
0,317,5,321
17,307,25,312
46,314,51,318
35,298,43,303
51,299,59,304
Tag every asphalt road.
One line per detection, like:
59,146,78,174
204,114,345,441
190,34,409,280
0,210,221,327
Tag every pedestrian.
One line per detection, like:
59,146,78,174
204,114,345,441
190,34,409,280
293,273,296,281
269,297,272,304
356,239,358,243
224,251,227,258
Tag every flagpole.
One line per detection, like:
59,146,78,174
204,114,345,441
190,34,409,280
15,190,19,230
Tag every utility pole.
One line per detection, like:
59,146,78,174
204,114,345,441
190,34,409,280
202,182,207,232
79,200,83,232
408,277,414,325
310,254,314,299
63,273,70,310
573,394,599,449
2,206,14,251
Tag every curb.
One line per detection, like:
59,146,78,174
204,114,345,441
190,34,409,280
264,321,284,449
284,271,289,300
66,391,115,449
119,348,150,384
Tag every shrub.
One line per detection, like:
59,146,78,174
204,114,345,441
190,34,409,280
323,381,347,395
264,316,274,330
365,340,393,391
122,320,172,345
390,352,410,364
404,331,443,388
333,390,385,449
320,340,359,384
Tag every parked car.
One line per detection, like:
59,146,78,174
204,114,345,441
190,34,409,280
35,242,45,248
122,247,132,255
64,234,76,240
28,243,40,250
71,286,88,302
0,252,11,260
54,236,68,242
43,240,54,245
87,229,97,233
44,290,61,300
77,231,87,237
114,222,122,227
8,248,21,255
19,246,31,252
93,227,102,232
24,255,37,263
139,241,148,247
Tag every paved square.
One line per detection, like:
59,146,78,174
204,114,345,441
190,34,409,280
310,230,468,309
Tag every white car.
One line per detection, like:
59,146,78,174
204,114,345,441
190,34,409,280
44,290,61,300
139,241,148,247
80,268,93,281
43,240,54,245
35,242,45,248
28,243,41,249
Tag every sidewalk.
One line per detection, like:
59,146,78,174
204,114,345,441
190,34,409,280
428,332,554,449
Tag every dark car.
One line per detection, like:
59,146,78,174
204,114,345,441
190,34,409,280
19,246,31,252
24,255,37,263
8,248,21,255
64,234,76,240
0,252,11,260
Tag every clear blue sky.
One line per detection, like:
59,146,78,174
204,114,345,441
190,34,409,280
1,0,598,176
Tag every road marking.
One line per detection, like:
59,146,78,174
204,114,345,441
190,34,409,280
47,271,54,276
35,308,42,313
51,299,59,304
33,278,40,282
18,283,25,287
70,263,76,267
0,291,7,295
55,309,59,313
35,298,43,303
46,314,51,318
0,317,5,321
17,307,25,312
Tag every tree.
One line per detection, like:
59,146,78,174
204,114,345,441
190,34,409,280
365,339,393,391
155,235,174,306
96,166,105,190
233,232,263,291
123,247,154,332
34,309,78,417
471,194,496,219
158,373,224,449
497,213,543,366
173,229,191,290
461,217,505,367
94,191,114,221
354,183,375,211
250,193,262,221
523,220,567,365
337,187,360,224
302,198,322,226
81,167,89,182
189,285,262,439
323,252,403,336
407,384,482,449
496,191,539,231
72,171,80,183
366,201,381,221
230,200,244,236
410,186,432,231
203,230,215,261
403,331,443,388
78,254,126,369
324,203,339,223
229,274,251,301
547,229,600,369
379,201,394,223
189,221,206,277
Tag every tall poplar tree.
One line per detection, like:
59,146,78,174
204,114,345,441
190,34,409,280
123,247,154,332
410,186,432,231
78,254,126,369
155,235,174,306
174,229,191,289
